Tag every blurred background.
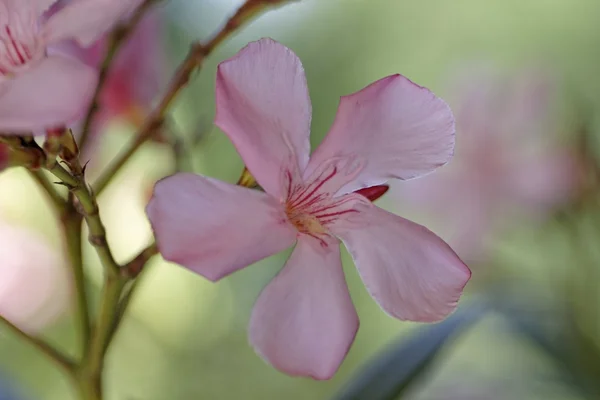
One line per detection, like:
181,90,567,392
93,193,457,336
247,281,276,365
2,0,600,399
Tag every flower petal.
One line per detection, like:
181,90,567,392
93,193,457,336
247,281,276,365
43,0,143,47
215,38,312,199
249,237,358,379
2,0,57,15
308,74,455,194
0,55,96,132
146,173,297,282
332,204,470,322
33,0,58,14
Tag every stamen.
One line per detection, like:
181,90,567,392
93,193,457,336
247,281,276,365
283,155,367,246
289,167,337,208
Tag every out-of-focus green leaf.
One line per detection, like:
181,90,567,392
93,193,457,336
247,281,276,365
495,299,600,398
332,302,487,400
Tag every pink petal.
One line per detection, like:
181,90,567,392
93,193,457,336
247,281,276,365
0,55,96,132
331,204,471,322
102,10,165,119
33,0,58,13
146,173,297,282
249,237,358,379
43,0,143,47
215,38,312,198
308,75,455,194
4,0,57,15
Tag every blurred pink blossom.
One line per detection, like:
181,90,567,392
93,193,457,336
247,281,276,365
147,38,470,379
0,223,70,333
398,66,577,262
53,1,165,133
0,0,144,132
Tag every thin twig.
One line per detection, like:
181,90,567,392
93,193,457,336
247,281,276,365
93,0,292,195
122,241,158,279
78,0,159,152
0,315,75,373
110,272,145,336
47,163,120,275
107,242,158,340
86,274,127,376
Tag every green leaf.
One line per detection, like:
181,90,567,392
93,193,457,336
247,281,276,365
495,299,600,398
332,302,487,400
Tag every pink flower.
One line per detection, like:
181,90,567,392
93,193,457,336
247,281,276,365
92,10,164,130
399,66,577,262
146,38,471,379
0,223,70,333
51,0,165,131
0,0,143,132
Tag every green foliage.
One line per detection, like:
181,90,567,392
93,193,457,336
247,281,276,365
332,302,487,400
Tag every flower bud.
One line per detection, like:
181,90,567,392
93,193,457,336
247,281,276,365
354,185,389,202
44,128,79,165
237,166,258,189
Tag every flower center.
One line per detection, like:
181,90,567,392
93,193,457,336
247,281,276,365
0,12,43,76
282,156,366,247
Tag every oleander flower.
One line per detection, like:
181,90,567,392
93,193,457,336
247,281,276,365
146,38,471,379
0,0,143,132
0,223,70,333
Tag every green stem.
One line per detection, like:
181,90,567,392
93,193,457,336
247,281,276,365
86,275,127,374
63,207,91,356
122,242,158,279
45,162,123,398
76,375,102,400
0,315,75,373
108,242,158,339
46,163,120,275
